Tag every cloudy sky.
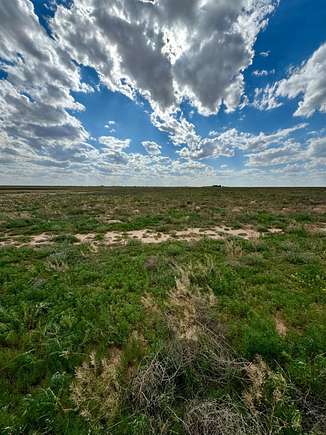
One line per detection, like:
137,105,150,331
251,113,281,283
0,0,325,186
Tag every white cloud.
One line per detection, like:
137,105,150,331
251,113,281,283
277,43,326,117
104,120,117,133
1,0,324,187
246,140,303,166
252,69,275,77
98,136,131,152
252,83,282,110
307,136,326,159
142,141,162,156
178,123,308,160
0,0,91,169
52,0,278,116
253,43,326,117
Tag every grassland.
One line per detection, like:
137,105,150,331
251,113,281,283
0,187,325,434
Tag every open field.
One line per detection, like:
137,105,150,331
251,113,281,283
0,187,325,434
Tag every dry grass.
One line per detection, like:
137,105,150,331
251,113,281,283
243,356,271,416
167,261,218,341
70,348,122,426
184,399,262,435
128,326,263,434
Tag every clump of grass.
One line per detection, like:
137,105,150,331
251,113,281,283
240,253,265,267
184,398,262,435
224,239,243,260
53,234,79,244
128,329,248,433
70,348,122,428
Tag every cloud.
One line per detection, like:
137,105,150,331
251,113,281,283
52,0,278,115
307,136,326,159
253,43,326,117
142,141,162,155
98,136,131,152
252,83,282,110
0,0,91,169
1,0,323,187
178,123,308,160
105,120,116,133
252,69,275,77
259,50,271,57
277,43,326,117
246,140,302,166
150,111,201,148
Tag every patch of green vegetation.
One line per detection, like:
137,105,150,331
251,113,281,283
0,187,325,433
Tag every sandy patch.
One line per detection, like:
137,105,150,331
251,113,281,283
268,228,283,234
75,233,97,243
0,224,284,248
0,238,21,247
106,219,123,224
30,233,53,246
312,205,326,213
99,218,123,224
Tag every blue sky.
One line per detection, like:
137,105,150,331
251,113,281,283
0,0,325,185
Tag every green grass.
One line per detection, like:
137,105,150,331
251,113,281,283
0,187,325,434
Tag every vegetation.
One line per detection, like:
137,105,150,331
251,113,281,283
0,187,325,434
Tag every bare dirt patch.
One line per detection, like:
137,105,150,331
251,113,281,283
75,233,97,243
268,228,283,234
312,205,326,213
29,233,53,246
0,225,284,249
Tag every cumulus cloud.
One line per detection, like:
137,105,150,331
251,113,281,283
98,136,131,152
0,0,91,171
253,43,326,117
1,0,323,186
52,0,278,115
277,43,326,117
178,123,308,160
142,141,162,156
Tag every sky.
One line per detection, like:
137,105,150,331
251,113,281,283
0,0,325,186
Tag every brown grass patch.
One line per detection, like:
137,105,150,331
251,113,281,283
70,347,122,425
244,356,271,415
167,262,217,342
184,399,262,435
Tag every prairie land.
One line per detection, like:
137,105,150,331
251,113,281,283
0,187,325,434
